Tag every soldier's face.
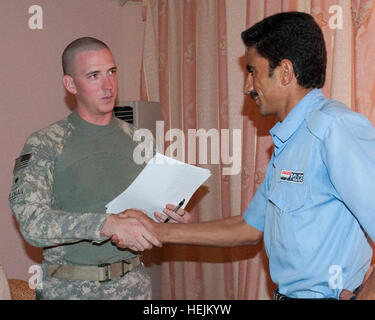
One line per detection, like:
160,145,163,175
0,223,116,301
64,48,118,122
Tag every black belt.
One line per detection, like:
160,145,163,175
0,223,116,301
273,286,361,300
273,289,336,300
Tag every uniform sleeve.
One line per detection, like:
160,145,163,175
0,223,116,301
321,112,375,241
242,162,272,233
9,132,110,248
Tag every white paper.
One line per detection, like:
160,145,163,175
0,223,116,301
105,153,211,221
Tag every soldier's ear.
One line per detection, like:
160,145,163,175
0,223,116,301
62,75,77,95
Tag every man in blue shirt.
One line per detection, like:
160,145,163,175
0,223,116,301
123,12,375,299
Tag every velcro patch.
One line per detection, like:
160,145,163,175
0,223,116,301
13,153,31,174
9,189,24,201
280,170,304,184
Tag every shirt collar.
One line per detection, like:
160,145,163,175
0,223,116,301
270,89,325,148
68,110,117,136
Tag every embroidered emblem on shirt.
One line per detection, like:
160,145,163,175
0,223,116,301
13,153,31,174
280,170,304,184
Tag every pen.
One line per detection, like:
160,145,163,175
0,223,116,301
164,198,185,223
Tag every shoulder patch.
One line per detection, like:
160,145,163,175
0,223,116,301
13,153,32,174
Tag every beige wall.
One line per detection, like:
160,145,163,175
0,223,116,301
0,0,145,281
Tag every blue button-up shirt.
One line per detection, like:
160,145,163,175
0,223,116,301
244,89,375,299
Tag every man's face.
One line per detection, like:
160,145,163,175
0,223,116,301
244,47,283,118
65,48,118,122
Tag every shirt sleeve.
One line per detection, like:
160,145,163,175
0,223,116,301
9,132,110,248
242,159,273,233
321,111,375,241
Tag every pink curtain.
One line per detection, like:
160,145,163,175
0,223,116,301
141,0,375,299
353,0,375,121
353,0,375,265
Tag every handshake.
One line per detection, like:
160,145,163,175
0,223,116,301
100,204,191,252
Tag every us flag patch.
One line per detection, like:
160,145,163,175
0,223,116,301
13,153,31,174
280,170,304,184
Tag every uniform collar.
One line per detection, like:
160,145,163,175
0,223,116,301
68,110,117,135
270,89,325,149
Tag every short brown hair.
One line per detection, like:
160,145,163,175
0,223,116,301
62,37,109,75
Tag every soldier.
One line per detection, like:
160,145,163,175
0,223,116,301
9,37,189,299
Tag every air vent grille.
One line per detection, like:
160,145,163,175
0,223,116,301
114,106,133,124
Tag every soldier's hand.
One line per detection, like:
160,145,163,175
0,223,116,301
121,209,162,241
101,212,162,251
154,204,192,224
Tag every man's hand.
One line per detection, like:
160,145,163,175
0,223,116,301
354,265,375,300
100,212,162,252
111,206,193,248
339,289,356,300
340,265,374,300
154,204,192,224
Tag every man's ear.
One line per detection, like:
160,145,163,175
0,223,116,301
279,59,295,86
62,75,77,95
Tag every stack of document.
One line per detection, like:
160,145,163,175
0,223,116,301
106,153,211,221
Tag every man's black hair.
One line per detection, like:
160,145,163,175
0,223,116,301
241,11,327,89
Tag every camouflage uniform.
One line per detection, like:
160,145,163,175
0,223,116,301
9,111,151,300
36,263,151,300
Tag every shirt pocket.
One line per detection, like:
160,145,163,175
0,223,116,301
268,181,307,214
